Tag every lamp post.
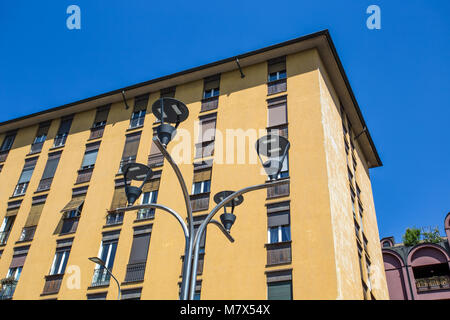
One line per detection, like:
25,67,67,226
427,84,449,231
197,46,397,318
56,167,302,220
113,97,290,300
88,257,121,300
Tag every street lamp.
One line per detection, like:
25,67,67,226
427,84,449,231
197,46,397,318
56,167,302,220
88,257,121,300
255,134,290,180
122,163,154,206
151,97,189,146
214,191,244,232
112,95,291,300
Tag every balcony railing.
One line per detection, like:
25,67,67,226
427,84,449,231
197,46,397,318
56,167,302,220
267,78,287,95
266,241,292,266
129,116,145,129
200,96,219,112
0,231,10,246
106,212,124,226
190,193,210,212
37,177,53,192
75,167,94,184
0,282,17,300
42,274,64,295
118,156,136,174
136,208,155,221
89,126,105,140
53,134,68,148
416,275,450,292
91,268,111,287
124,262,146,283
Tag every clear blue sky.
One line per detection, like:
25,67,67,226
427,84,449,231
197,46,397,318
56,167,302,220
0,1,448,242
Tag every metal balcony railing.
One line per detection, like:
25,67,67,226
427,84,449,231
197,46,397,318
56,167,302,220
190,193,210,212
42,274,64,295
37,177,53,192
0,282,17,300
416,275,450,292
91,268,111,287
266,241,292,266
136,208,155,221
53,134,68,148
13,182,29,197
124,262,146,283
19,226,36,242
106,212,124,226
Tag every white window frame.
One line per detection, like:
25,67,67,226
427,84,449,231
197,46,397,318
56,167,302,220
50,249,70,275
191,180,211,195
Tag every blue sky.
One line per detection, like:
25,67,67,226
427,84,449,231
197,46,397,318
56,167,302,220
0,1,448,242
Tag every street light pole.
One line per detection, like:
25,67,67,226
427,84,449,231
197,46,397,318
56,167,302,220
88,257,122,300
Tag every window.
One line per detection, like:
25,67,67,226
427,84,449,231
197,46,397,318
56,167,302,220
1,248,27,300
148,128,164,168
138,187,158,220
266,202,292,265
54,195,85,235
124,225,152,283
30,122,50,153
90,105,110,139
13,157,38,196
203,76,220,99
91,231,119,287
160,86,176,98
37,152,62,191
192,180,211,195
0,133,16,152
267,96,287,128
0,213,16,245
121,288,142,300
190,168,212,212
129,94,148,129
76,142,100,183
53,116,73,147
50,247,71,275
119,132,141,173
266,270,292,300
267,57,287,95
20,198,46,242
106,212,124,226
195,113,217,158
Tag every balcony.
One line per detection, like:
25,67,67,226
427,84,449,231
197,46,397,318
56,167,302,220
190,193,210,212
75,167,94,184
200,96,219,112
42,274,64,295
124,262,146,283
416,275,450,292
53,134,67,148
106,212,124,226
265,241,292,266
267,78,287,95
129,116,145,129
91,268,111,287
0,231,10,246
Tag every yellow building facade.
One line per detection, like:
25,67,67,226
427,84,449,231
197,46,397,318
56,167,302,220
0,30,388,300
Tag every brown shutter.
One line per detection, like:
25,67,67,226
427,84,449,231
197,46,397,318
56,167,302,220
24,203,45,227
128,232,151,264
41,152,62,179
9,254,27,268
110,188,128,211
268,97,287,127
160,87,176,98
201,119,216,143
85,141,101,152
142,179,160,193
60,195,85,213
5,208,19,217
94,106,110,123
122,133,141,159
268,211,290,227
36,122,51,137
193,169,212,183
204,76,220,91
57,117,73,135
133,94,149,112
268,57,286,74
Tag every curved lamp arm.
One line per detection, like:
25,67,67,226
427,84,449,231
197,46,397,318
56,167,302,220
188,178,290,299
104,267,121,300
209,219,235,243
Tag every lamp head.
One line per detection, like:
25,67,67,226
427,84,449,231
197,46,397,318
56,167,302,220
255,134,290,180
122,163,153,206
88,257,106,267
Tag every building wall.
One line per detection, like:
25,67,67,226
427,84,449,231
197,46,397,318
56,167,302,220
0,48,387,300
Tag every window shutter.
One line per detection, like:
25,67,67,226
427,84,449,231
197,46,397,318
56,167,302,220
5,208,19,217
81,149,99,168
9,254,28,269
268,211,290,228
110,188,128,211
36,122,51,137
60,195,85,213
24,203,45,227
204,76,220,91
142,179,160,193
268,57,286,74
128,232,151,264
268,281,292,300
57,117,73,135
160,87,176,98
18,158,37,183
94,106,110,124
267,97,287,127
41,152,62,179
200,118,217,143
193,169,212,183
133,94,149,112
122,133,141,159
